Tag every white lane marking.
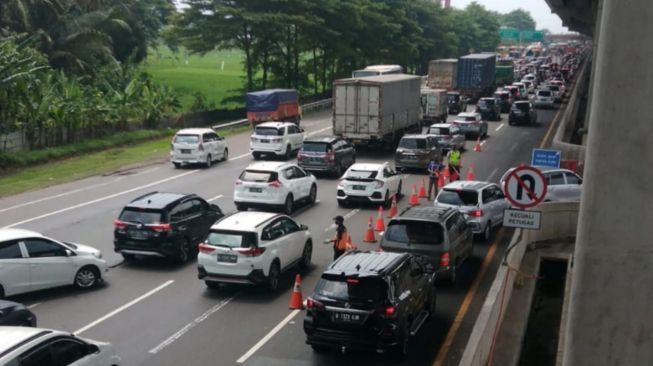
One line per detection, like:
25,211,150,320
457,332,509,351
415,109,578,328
4,171,199,228
307,126,332,136
488,168,499,182
149,294,238,354
27,303,41,309
0,178,121,214
207,195,223,202
324,208,360,232
237,309,301,363
510,142,519,152
480,140,488,146
74,280,174,335
495,123,504,132
228,152,251,162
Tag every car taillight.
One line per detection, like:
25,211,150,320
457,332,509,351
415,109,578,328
306,297,325,310
469,209,483,217
384,306,396,316
346,278,359,284
236,247,266,257
198,143,204,151
147,223,172,232
113,219,128,229
440,252,450,267
269,180,282,188
198,243,216,254
297,154,303,162
325,152,335,162
374,180,384,189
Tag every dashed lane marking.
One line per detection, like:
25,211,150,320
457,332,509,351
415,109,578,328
207,195,223,202
237,309,302,363
495,123,505,132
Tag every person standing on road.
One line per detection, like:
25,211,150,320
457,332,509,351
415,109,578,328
427,159,441,201
327,216,350,261
447,145,462,181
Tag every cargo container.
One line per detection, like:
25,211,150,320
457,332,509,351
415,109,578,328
420,88,448,125
333,74,421,149
245,89,300,126
427,59,458,90
457,53,496,100
496,65,514,86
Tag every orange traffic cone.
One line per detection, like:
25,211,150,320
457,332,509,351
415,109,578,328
289,274,304,310
443,164,450,180
418,178,427,198
437,170,446,188
388,195,398,218
409,185,419,206
466,166,476,181
375,205,385,232
473,137,482,152
364,216,377,243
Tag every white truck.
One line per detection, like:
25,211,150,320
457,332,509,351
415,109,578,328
333,74,422,149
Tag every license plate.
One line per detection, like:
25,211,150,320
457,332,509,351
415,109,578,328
249,187,263,193
405,155,418,160
333,312,362,323
181,149,191,154
352,185,366,191
217,254,237,263
128,230,149,239
260,139,269,143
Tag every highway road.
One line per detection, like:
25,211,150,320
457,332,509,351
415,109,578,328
0,102,562,365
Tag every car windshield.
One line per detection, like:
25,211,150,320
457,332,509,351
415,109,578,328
119,208,163,224
255,127,283,136
239,170,277,182
385,220,445,245
429,127,450,135
437,189,479,206
174,134,199,144
549,85,560,91
514,103,530,111
399,138,426,149
302,142,329,152
345,169,378,180
315,277,387,303
538,91,552,97
206,230,257,248
447,94,459,102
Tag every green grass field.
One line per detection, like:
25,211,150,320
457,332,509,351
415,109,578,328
143,47,246,111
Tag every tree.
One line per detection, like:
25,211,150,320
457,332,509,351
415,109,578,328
501,9,536,31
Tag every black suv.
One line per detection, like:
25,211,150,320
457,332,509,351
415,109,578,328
304,251,436,358
114,192,223,263
476,97,501,121
509,101,538,126
297,136,356,177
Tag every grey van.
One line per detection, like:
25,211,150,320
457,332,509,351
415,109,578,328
379,206,473,283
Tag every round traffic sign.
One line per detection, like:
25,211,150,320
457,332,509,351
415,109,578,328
503,166,548,209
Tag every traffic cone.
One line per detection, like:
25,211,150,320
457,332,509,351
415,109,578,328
409,185,419,206
466,166,476,181
437,171,446,188
473,137,482,152
443,164,450,180
289,274,304,310
375,205,385,232
451,167,459,182
388,195,398,218
418,178,427,198
364,216,377,243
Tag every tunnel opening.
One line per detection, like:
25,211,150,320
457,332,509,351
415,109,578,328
518,258,568,366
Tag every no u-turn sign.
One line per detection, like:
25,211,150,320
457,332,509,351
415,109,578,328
503,166,548,209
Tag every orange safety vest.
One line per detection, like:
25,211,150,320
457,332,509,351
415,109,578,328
334,230,350,251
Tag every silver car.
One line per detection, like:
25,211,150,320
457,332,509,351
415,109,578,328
426,123,465,152
500,167,583,203
435,181,509,241
452,112,488,139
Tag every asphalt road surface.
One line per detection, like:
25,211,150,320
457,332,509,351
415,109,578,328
0,102,563,366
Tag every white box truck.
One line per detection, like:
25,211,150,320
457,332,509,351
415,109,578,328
333,74,421,149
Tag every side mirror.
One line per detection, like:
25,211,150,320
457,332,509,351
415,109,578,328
300,224,309,231
299,128,305,133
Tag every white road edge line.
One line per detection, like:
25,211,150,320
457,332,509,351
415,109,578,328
207,195,223,202
307,126,332,136
149,293,238,354
74,280,174,335
228,152,251,162
27,303,41,309
488,168,499,182
236,309,301,363
4,171,199,228
495,123,505,132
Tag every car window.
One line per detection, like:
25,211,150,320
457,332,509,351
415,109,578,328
18,342,53,366
118,208,163,224
482,189,494,203
262,219,286,241
210,133,221,141
174,134,199,144
345,169,378,180
254,127,284,136
278,217,300,234
455,213,468,234
315,277,388,304
0,240,23,259
24,239,66,258
409,258,424,278
283,167,295,180
302,142,329,152
438,189,479,206
392,262,411,296
398,138,426,149
206,230,257,248
185,199,203,216
192,198,209,212
49,338,91,365
491,186,505,199
445,217,456,230
203,133,213,143
291,166,307,178
547,172,566,185
288,125,299,134
170,201,193,221
385,220,445,245
565,173,582,184
240,170,278,182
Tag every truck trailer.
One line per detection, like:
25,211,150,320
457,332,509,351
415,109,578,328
420,88,448,126
457,53,497,101
245,89,300,126
427,59,458,90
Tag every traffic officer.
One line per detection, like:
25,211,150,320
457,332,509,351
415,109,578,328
447,145,462,181
427,159,441,200
328,215,350,261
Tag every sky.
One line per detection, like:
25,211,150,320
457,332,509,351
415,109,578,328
452,0,569,33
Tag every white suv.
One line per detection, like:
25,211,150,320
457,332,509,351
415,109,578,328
234,162,318,214
336,162,403,207
250,122,304,160
0,327,121,365
0,228,108,298
197,212,313,291
170,128,228,168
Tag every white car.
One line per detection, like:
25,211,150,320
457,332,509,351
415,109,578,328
250,122,304,160
337,162,403,207
453,112,488,138
197,212,312,291
534,89,555,109
0,229,108,298
435,181,510,241
170,128,228,168
234,162,317,215
0,326,121,365
500,167,583,203
549,79,566,95
548,84,562,102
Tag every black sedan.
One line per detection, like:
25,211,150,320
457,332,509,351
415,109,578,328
0,300,37,326
509,101,538,126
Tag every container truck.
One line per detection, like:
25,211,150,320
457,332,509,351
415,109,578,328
333,74,421,149
245,89,301,126
496,59,514,86
420,88,448,126
456,53,496,101
427,59,458,90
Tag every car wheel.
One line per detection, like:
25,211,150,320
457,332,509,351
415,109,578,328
337,200,347,208
0,285,5,299
74,266,100,289
284,194,294,215
285,145,292,160
449,262,457,284
205,281,220,290
205,154,212,168
483,221,492,242
308,184,317,204
222,148,229,161
334,163,343,178
173,162,181,169
177,238,192,263
300,241,312,270
267,262,281,291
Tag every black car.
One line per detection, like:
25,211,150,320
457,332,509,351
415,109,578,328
509,101,538,126
298,136,356,177
114,192,224,263
493,90,512,113
446,92,466,115
476,97,501,121
0,300,36,327
304,251,436,359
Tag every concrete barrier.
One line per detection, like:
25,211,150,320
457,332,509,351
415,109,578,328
458,202,580,366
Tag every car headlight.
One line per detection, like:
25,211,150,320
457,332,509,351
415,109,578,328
92,251,103,259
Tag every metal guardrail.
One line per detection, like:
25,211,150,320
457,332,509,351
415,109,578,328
212,98,333,130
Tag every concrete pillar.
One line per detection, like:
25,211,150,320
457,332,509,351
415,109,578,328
562,0,653,365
